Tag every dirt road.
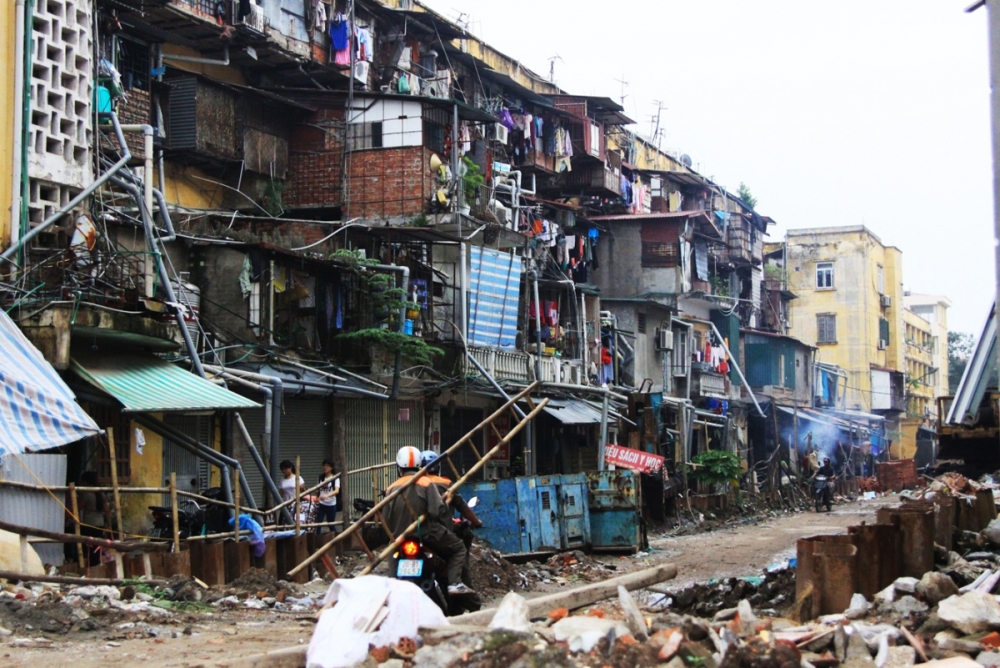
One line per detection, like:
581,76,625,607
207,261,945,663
0,497,885,667
645,496,883,589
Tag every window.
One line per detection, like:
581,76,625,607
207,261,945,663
816,262,834,289
116,36,150,91
817,314,837,344
879,317,890,347
348,121,383,150
877,264,885,294
637,312,647,334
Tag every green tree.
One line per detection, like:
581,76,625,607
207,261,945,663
948,331,975,394
737,182,757,210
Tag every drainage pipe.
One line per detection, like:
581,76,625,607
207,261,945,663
11,0,25,246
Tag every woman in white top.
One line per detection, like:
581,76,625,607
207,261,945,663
279,459,305,502
316,459,340,534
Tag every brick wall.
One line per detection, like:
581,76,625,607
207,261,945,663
876,459,919,492
117,88,151,159
283,107,345,210
343,146,433,220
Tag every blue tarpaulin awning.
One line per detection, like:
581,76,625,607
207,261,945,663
0,309,101,457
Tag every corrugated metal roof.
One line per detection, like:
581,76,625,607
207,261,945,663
543,399,603,425
587,211,705,222
73,353,261,413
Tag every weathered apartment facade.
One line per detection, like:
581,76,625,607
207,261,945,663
0,0,874,536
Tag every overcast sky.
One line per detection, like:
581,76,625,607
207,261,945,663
422,0,995,335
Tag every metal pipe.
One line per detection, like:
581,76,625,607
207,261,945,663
161,44,229,67
1,112,132,264
273,355,388,391
136,414,256,511
234,411,291,524
580,291,590,380
11,0,25,246
598,390,610,471
531,270,543,380
109,174,206,379
680,317,765,417
200,364,283,483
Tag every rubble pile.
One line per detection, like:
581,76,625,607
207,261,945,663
0,571,323,641
665,566,797,619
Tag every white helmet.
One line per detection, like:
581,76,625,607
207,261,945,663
396,446,422,470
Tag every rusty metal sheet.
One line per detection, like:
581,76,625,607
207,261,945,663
797,534,858,617
878,506,934,578
848,523,900,599
977,489,997,530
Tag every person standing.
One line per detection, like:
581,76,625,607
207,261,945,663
317,459,340,534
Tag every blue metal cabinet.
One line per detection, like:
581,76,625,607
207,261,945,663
469,478,522,554
586,470,642,552
517,476,561,552
558,477,591,550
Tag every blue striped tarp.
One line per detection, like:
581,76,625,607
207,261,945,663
0,308,101,457
468,247,522,349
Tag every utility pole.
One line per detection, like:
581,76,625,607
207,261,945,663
613,74,629,108
547,55,563,84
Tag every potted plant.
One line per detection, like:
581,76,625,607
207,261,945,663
460,156,484,215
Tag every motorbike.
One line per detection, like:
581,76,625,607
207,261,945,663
149,487,230,538
353,496,482,616
149,498,204,539
813,475,833,513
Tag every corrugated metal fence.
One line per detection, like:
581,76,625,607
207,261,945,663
0,454,67,566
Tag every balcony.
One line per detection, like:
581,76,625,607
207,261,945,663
465,346,532,383
691,363,728,399
230,0,266,35
533,355,587,386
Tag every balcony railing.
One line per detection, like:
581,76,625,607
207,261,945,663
533,355,586,385
465,346,532,382
231,0,266,33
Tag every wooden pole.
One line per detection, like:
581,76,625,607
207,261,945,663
0,570,168,587
107,428,124,541
233,467,241,543
453,563,679,626
0,518,170,552
69,482,84,569
294,456,301,537
169,473,180,553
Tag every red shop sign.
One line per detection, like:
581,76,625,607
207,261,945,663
604,444,664,474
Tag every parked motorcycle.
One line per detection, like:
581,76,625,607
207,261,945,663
149,486,230,539
149,498,205,539
813,475,833,513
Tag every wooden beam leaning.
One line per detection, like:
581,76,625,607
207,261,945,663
286,382,540,578
356,398,551,576
0,518,170,552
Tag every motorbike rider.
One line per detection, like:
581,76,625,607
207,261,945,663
813,457,835,507
384,446,476,597
420,450,482,588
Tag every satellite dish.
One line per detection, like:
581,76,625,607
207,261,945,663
680,154,693,168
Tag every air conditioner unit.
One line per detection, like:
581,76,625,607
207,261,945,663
880,295,892,308
656,329,674,351
495,123,509,145
878,339,888,350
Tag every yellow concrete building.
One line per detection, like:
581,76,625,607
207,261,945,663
902,308,937,421
783,226,905,420
903,293,952,410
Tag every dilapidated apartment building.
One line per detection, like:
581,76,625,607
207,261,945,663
0,0,870,535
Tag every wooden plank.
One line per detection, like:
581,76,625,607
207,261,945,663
453,563,678,626
69,483,84,569
170,473,180,553
252,539,277,579
107,428,124,541
225,540,252,583
190,540,226,586
0,518,169,552
204,646,306,668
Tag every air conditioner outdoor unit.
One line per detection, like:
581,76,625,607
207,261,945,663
880,295,892,308
878,339,888,350
495,123,509,145
656,329,674,351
